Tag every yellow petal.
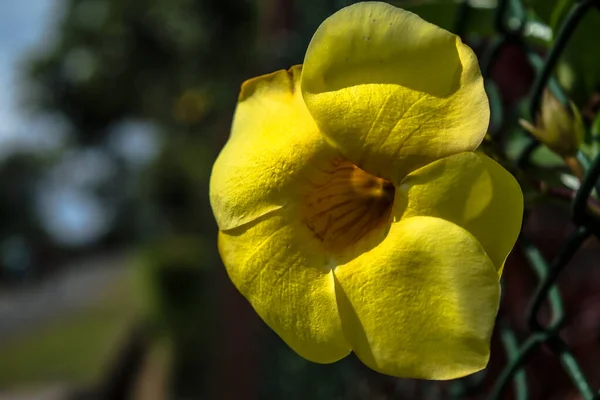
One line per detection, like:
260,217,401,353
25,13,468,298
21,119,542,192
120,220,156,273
399,152,523,275
334,216,499,379
301,2,489,181
210,66,337,231
219,213,351,363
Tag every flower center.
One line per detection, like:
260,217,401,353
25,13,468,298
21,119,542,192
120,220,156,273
301,159,395,259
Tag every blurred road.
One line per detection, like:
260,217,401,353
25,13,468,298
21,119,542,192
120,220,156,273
0,253,130,339
0,384,69,400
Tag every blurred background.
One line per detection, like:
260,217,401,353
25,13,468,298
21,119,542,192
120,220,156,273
0,0,599,399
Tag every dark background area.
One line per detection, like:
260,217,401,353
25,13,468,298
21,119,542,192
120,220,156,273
0,0,599,399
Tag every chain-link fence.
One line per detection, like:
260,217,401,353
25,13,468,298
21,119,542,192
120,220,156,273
444,0,600,398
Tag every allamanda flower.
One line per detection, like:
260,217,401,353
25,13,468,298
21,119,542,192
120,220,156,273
210,1,523,379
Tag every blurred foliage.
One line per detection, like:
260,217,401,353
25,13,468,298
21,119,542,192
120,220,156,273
398,0,496,36
525,0,600,105
26,0,256,138
136,236,214,397
0,153,54,283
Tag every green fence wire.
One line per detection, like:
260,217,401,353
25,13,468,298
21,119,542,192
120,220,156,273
450,0,600,399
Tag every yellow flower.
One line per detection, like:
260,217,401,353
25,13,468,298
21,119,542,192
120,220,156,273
210,2,523,380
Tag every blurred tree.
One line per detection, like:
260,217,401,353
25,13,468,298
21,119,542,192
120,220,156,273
0,152,52,283
26,0,256,139
22,0,257,397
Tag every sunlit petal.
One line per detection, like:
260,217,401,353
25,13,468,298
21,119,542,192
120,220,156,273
219,212,350,363
210,66,337,231
399,152,523,274
302,2,489,181
334,216,499,379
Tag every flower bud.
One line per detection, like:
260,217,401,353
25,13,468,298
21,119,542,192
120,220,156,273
519,90,584,157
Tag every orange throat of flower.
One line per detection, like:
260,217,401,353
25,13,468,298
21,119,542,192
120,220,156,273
301,159,395,260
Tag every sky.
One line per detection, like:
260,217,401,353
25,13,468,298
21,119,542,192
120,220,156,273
0,1,62,154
